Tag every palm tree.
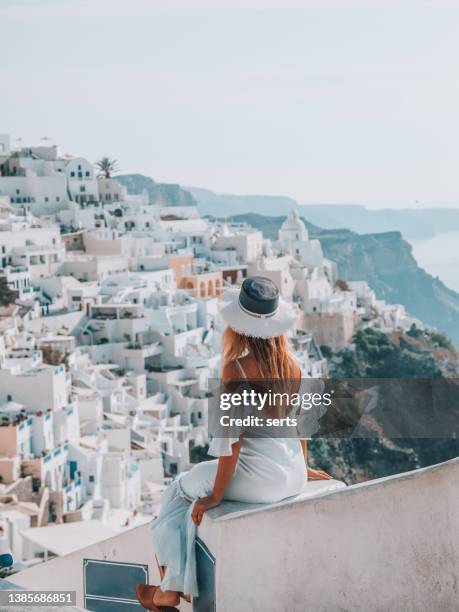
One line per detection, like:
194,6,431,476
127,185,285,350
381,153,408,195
95,157,120,179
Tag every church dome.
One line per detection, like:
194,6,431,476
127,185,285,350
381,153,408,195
279,210,308,239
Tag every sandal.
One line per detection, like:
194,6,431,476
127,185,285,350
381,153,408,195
179,592,192,603
135,584,179,611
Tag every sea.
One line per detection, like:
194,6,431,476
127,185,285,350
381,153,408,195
409,231,459,293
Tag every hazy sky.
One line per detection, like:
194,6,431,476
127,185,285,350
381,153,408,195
2,0,459,207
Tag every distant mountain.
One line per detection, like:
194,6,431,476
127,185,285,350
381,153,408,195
117,174,197,207
188,186,459,239
298,205,459,240
186,186,297,217
229,213,459,347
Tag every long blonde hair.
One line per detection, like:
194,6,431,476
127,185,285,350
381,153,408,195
222,326,299,379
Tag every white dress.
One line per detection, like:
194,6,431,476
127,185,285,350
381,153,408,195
151,362,314,597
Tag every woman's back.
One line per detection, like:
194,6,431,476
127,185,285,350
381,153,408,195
211,353,307,503
223,352,302,381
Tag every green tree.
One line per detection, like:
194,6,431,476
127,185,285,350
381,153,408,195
0,277,17,306
335,278,350,291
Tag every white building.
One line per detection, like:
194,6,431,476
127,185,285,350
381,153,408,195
278,209,324,267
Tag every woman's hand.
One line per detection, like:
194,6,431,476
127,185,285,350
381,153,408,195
191,495,221,526
307,466,333,480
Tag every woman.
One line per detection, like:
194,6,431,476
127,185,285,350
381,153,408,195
136,276,331,611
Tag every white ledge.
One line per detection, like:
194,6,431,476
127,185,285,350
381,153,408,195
204,479,346,523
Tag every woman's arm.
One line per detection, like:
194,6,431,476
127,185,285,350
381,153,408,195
211,438,242,501
192,360,244,526
191,438,242,526
300,438,333,480
297,373,333,481
300,438,308,463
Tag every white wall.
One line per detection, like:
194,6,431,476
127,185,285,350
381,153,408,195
11,521,160,609
213,458,459,612
0,175,68,214
0,366,68,413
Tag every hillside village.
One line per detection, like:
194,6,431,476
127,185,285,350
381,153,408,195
0,133,425,573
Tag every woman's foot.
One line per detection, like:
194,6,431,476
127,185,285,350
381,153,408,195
153,588,180,607
135,584,158,610
135,584,180,610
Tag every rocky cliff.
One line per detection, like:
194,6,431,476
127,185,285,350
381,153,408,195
309,328,459,484
116,174,197,208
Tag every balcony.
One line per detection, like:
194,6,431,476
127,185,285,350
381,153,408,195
125,342,163,358
7,457,459,611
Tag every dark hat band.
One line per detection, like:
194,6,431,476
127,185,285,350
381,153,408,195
238,299,279,319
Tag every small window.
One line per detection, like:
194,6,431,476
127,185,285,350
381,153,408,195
56,196,60,202
85,171,90,177
45,197,49,202
70,171,75,177
16,189,20,194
